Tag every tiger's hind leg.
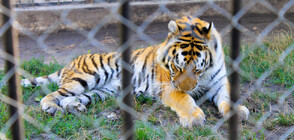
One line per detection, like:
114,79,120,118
41,80,87,115
21,70,61,87
59,90,109,114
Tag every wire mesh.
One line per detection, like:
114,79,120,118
0,0,293,139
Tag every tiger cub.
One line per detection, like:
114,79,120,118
22,16,249,127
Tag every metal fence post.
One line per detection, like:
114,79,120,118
18,0,22,7
229,0,241,140
1,0,24,140
31,0,34,7
119,0,134,139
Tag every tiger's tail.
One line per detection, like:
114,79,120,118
21,70,62,87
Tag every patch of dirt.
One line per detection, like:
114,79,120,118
1,13,294,68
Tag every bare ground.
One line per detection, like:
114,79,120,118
0,13,294,68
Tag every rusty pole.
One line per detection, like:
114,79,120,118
229,0,241,140
2,0,24,140
119,0,134,140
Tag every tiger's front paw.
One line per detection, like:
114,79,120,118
41,102,64,116
238,105,249,120
179,107,206,127
219,101,249,121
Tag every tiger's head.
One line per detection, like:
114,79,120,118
157,16,217,91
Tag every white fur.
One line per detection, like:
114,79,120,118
168,21,178,33
21,79,31,87
35,77,49,86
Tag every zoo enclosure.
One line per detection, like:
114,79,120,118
1,0,294,139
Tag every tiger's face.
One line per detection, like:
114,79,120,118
157,16,213,91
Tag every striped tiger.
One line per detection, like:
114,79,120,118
21,16,249,127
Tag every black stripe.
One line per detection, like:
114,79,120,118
210,63,223,80
211,75,226,88
57,70,61,77
167,56,172,62
162,47,171,63
99,55,105,71
99,88,114,94
211,85,223,102
131,50,144,64
168,63,174,74
108,56,115,80
83,58,95,75
107,56,111,65
56,98,60,106
72,77,88,89
165,64,169,69
142,49,153,74
188,16,192,20
69,60,76,70
179,38,191,42
132,77,136,87
104,71,109,83
194,41,205,44
182,34,192,38
77,97,83,103
82,56,90,73
144,74,150,92
115,58,119,72
99,55,109,83
180,43,189,48
60,88,75,96
30,79,37,86
181,51,189,56
193,88,209,98
95,74,100,86
137,74,142,87
91,55,98,70
151,62,155,84
77,55,83,69
195,51,201,57
195,26,203,35
172,49,176,55
57,90,69,97
82,93,92,105
174,64,181,72
208,50,213,68
151,61,156,95
177,25,182,31
60,71,67,80
195,44,203,50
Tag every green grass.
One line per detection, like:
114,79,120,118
240,31,294,87
21,57,63,77
0,32,293,139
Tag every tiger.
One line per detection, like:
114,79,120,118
21,16,249,127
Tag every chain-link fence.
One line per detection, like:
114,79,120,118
14,0,175,7
1,0,293,139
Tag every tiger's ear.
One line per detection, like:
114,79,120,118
202,22,214,39
168,20,178,33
